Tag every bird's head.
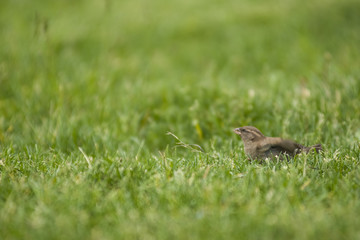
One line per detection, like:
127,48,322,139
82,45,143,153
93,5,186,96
233,126,265,142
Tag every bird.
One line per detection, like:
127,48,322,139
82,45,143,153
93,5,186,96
233,126,322,161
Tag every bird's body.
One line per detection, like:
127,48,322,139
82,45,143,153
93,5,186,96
234,126,322,161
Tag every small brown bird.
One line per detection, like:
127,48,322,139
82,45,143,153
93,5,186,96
233,126,322,161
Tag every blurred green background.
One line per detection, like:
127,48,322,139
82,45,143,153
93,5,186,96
0,0,360,239
1,0,360,152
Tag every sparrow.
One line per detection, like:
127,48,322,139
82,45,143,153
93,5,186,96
233,126,322,161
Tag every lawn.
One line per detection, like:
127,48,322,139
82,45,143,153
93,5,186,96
1,0,360,239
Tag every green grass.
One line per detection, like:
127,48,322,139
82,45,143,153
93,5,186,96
1,0,360,239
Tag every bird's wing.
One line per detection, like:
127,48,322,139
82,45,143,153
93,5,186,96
257,137,304,156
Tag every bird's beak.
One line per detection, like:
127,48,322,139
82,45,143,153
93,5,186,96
233,128,241,135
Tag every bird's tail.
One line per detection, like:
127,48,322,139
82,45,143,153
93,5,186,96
305,144,323,153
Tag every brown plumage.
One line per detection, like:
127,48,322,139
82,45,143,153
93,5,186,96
233,126,322,161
